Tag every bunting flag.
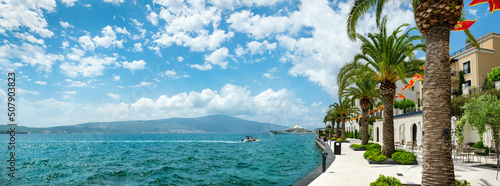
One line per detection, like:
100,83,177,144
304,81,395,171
401,80,415,91
421,65,424,69
469,0,500,13
413,74,424,81
397,93,406,99
452,19,477,31
470,0,488,6
488,0,500,13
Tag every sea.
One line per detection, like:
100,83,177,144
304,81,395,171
1,133,321,185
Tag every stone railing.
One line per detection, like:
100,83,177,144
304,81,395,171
496,81,500,90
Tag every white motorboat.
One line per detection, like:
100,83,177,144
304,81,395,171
242,136,260,142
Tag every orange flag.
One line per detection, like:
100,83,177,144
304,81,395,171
413,74,424,81
397,93,406,99
452,19,477,31
420,65,424,69
401,80,415,91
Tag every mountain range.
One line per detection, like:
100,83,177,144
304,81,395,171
0,115,288,134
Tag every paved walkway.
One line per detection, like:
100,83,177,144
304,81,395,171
309,139,500,186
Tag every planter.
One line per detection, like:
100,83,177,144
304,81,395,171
349,146,368,151
367,158,418,165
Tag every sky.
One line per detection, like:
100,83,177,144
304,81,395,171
0,0,498,128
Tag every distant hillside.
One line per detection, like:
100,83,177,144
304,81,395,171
0,115,288,134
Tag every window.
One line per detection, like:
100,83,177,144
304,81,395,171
463,61,471,74
464,80,472,88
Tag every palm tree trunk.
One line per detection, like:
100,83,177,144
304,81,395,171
361,109,369,145
422,27,455,185
341,115,346,140
381,93,395,157
381,81,396,157
336,119,340,138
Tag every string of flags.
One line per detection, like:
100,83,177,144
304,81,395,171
346,105,385,121
452,0,500,31
401,74,424,91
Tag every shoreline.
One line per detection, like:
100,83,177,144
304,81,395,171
293,138,335,186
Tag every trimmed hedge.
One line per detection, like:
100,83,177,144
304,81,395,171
391,151,417,164
364,149,387,162
350,144,364,149
473,141,489,156
370,174,402,186
366,143,382,150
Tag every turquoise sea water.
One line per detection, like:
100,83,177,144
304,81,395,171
1,133,321,185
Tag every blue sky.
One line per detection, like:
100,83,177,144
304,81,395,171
0,0,498,128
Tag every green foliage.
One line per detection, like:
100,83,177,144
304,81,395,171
463,94,500,137
395,149,406,153
364,149,380,159
354,130,358,139
488,66,500,82
364,148,387,161
456,117,466,144
484,77,496,91
366,143,382,150
391,151,417,164
393,100,400,109
472,141,489,156
451,95,469,118
455,179,471,186
458,70,465,96
398,99,416,114
350,144,365,149
370,174,402,186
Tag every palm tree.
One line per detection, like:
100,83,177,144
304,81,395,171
346,1,472,184
339,17,424,157
333,98,360,140
338,73,379,145
326,104,342,138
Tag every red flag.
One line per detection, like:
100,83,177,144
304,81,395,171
488,0,500,13
420,65,424,69
470,0,488,6
413,74,424,81
452,19,477,31
401,80,415,91
397,93,406,99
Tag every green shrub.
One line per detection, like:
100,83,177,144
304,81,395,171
350,144,364,149
391,151,417,164
366,143,382,150
364,149,380,159
455,179,471,186
370,174,402,186
488,66,500,82
472,141,489,156
395,149,406,153
364,149,386,161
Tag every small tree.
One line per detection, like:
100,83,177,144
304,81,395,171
488,66,500,82
458,70,465,96
463,94,500,172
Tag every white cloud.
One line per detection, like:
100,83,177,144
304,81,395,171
35,81,47,85
18,88,39,95
189,63,213,71
147,12,159,26
103,0,124,5
113,75,120,81
62,0,78,7
14,33,44,44
17,84,309,127
60,56,118,77
247,40,276,55
227,10,295,39
204,47,229,69
62,41,70,49
0,43,64,72
311,101,322,107
62,91,77,99
0,0,55,37
64,79,88,87
263,73,274,79
107,93,120,100
59,21,73,28
122,60,146,71
92,25,124,49
162,69,189,79
235,44,245,57
177,56,184,62
78,35,95,51
133,43,143,52
130,81,153,87
66,47,85,61
468,9,478,17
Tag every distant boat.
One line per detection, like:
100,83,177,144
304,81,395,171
269,124,315,135
242,136,260,142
